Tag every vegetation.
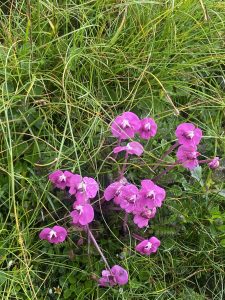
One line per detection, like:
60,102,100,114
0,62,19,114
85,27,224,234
0,0,225,299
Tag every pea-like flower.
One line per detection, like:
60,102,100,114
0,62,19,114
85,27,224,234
49,170,73,189
39,226,67,244
135,236,161,255
111,112,140,140
208,157,219,169
99,265,128,287
69,175,99,202
113,141,144,156
138,117,157,140
70,202,94,225
175,123,202,146
104,177,128,205
117,184,140,213
133,200,157,228
176,145,200,170
140,179,166,208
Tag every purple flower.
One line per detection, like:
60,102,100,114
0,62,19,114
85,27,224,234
140,180,166,208
175,123,202,146
70,202,94,225
99,265,128,287
176,145,200,170
208,157,219,169
133,200,157,228
117,184,139,213
135,237,161,255
111,112,140,140
49,170,73,189
39,225,67,244
69,175,99,202
113,141,144,156
104,177,128,205
138,118,157,140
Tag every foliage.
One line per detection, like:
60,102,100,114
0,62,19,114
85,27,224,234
0,0,225,299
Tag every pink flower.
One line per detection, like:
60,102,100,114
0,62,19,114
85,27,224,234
117,184,139,213
138,118,157,140
208,157,219,169
69,175,99,202
99,265,128,287
39,226,67,244
176,145,200,170
175,123,202,146
113,141,144,156
49,170,73,189
70,202,94,225
135,236,161,255
104,177,128,205
133,200,157,228
111,112,140,140
140,180,166,208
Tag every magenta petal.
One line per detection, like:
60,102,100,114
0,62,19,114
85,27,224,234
133,214,149,228
127,142,144,156
135,240,149,255
79,204,94,225
104,183,119,201
83,177,99,198
70,210,80,224
39,228,51,240
113,146,127,154
111,265,129,285
149,236,161,252
139,118,157,140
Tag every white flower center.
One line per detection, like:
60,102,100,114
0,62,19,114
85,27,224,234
147,190,155,199
144,123,151,131
59,174,67,182
126,143,132,150
77,181,86,192
187,130,194,139
75,205,84,215
144,242,152,249
127,195,136,203
121,119,130,129
49,230,57,239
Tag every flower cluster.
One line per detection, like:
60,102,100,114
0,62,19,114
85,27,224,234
175,123,219,170
39,111,219,289
104,179,165,228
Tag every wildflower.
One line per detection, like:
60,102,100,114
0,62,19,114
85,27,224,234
113,141,144,156
69,175,99,202
111,112,140,140
140,180,166,208
208,157,219,169
99,265,128,287
176,145,200,170
70,202,94,225
138,117,157,140
104,177,128,205
117,184,139,213
49,170,73,189
133,200,157,228
39,226,67,244
175,123,202,146
135,236,161,255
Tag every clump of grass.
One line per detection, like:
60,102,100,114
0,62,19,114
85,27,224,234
0,0,225,299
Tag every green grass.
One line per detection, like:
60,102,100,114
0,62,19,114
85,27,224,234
0,0,225,299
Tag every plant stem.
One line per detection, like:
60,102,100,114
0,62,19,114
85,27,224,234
153,141,179,170
123,212,128,233
132,233,145,242
152,163,178,182
86,225,111,270
120,151,129,179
